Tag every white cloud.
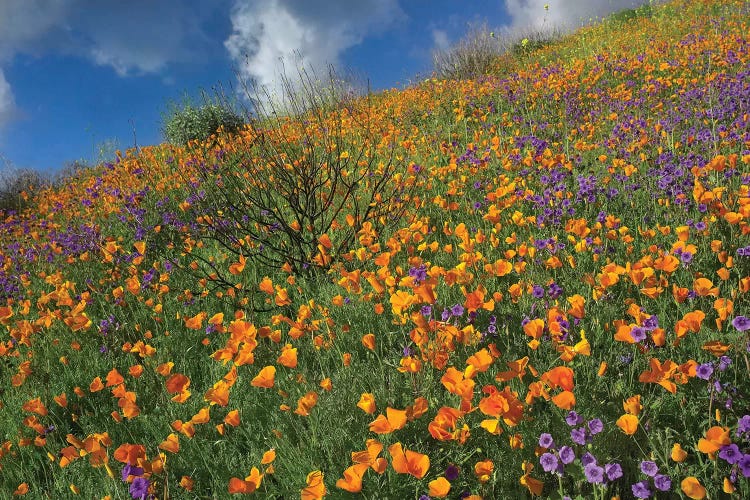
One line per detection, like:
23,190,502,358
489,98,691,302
225,0,404,108
0,0,72,61
0,69,17,130
503,0,652,35
431,29,451,51
0,1,226,129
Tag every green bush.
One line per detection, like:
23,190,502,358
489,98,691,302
161,99,245,146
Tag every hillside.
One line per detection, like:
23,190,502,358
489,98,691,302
1,0,749,498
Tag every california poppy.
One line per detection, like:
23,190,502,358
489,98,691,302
251,366,276,389
300,470,326,500
388,442,429,479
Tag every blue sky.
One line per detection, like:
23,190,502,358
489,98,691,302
0,0,647,176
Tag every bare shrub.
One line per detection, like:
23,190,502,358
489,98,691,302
165,64,420,307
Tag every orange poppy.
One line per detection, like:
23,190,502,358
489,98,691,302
671,443,688,462
158,433,180,453
277,344,298,368
623,395,642,415
300,470,326,500
369,407,407,434
224,410,240,427
523,318,544,339
428,477,451,498
259,277,274,295
105,369,124,387
294,391,319,416
474,459,494,483
165,374,190,394
335,463,369,493
616,414,639,435
351,439,387,473
89,377,104,393
21,398,48,416
388,442,429,479
184,312,206,330
551,390,576,409
113,443,146,464
697,426,730,454
251,366,276,389
541,366,575,391
229,254,246,275
361,333,376,351
638,358,678,393
681,477,706,499
465,348,493,376
357,393,376,415
228,467,263,494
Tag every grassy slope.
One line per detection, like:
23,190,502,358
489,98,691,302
1,0,749,498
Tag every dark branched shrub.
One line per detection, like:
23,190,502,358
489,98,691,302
432,23,505,80
162,98,245,146
166,65,420,307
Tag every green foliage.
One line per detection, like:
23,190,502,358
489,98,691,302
162,98,245,146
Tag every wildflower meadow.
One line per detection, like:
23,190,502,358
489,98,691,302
1,0,749,498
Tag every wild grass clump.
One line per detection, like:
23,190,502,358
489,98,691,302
431,23,506,80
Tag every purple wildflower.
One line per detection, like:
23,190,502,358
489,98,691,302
571,427,587,446
605,462,623,481
565,411,582,426
739,454,750,477
129,477,150,499
732,316,750,332
643,315,658,330
718,355,732,371
588,419,603,435
451,303,465,317
640,460,658,477
532,285,545,299
653,474,671,491
696,363,714,380
584,463,605,484
719,444,742,464
538,433,555,449
122,464,144,482
540,452,559,473
445,464,460,481
441,309,451,321
737,415,750,436
630,326,647,342
632,480,652,499
559,446,575,464
580,452,597,466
